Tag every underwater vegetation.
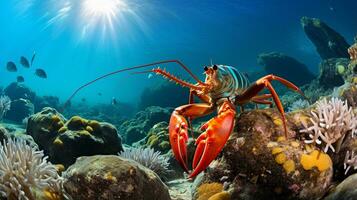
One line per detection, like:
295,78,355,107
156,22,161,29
119,147,170,179
0,138,66,200
0,96,11,121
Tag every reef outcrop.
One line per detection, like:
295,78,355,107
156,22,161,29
301,17,350,59
26,107,123,167
63,155,171,200
119,106,172,144
257,52,315,86
192,109,334,200
5,98,34,123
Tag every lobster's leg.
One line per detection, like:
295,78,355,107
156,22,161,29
236,74,303,138
169,103,214,172
189,100,236,178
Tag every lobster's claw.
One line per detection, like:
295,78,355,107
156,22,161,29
169,111,189,172
189,100,236,178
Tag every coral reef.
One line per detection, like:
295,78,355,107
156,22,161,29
34,96,60,113
194,182,230,200
27,107,123,167
119,147,170,179
288,99,310,112
3,82,36,102
348,35,357,60
119,106,172,144
300,98,357,153
63,155,171,200
301,17,350,59
5,98,34,123
0,95,11,121
0,138,66,200
318,58,350,88
191,109,334,200
324,173,357,200
257,52,315,86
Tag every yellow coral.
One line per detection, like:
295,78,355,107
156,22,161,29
267,142,278,148
88,120,100,131
277,136,285,142
273,118,283,126
197,183,224,200
290,141,300,147
272,147,283,155
147,135,159,147
55,164,65,173
300,150,332,171
51,115,61,123
283,160,295,174
53,138,63,146
85,126,94,133
78,130,91,136
43,188,62,200
337,64,345,74
275,153,286,164
68,116,87,129
159,141,170,150
208,191,230,200
58,126,67,134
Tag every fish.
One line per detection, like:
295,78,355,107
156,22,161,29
20,56,30,68
111,97,118,105
81,98,86,102
31,51,36,66
17,76,25,82
98,92,102,96
6,61,17,72
35,68,47,78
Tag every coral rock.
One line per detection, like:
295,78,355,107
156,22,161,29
5,98,34,123
257,52,315,86
301,17,350,59
63,155,171,200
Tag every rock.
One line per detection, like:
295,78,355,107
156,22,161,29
4,98,34,123
63,155,171,200
138,82,187,110
0,123,37,148
318,58,350,88
119,106,172,144
34,96,60,112
257,52,315,86
27,107,123,167
324,174,357,200
301,17,350,59
192,109,333,200
3,82,36,102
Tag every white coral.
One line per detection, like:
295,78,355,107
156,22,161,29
0,95,11,121
0,138,65,200
300,98,357,153
344,150,357,174
119,147,170,178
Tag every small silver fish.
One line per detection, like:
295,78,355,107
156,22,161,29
20,56,30,68
112,97,118,105
17,76,25,82
6,61,17,72
31,51,36,66
148,74,153,79
35,68,47,78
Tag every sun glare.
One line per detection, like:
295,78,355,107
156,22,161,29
80,0,130,39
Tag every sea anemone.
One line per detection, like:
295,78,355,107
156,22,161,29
343,150,357,174
0,95,11,121
0,138,67,200
300,98,357,153
119,147,170,178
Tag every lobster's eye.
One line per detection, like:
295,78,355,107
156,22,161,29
213,65,218,70
204,66,208,71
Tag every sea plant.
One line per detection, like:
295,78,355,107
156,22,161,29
0,95,11,121
119,147,170,178
300,97,357,153
0,138,67,200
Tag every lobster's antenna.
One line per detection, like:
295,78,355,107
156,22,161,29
62,60,204,111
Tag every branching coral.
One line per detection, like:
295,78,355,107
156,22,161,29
0,95,11,121
0,138,67,200
343,150,357,174
300,98,357,153
119,147,170,178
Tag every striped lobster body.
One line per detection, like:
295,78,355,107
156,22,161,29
210,65,250,101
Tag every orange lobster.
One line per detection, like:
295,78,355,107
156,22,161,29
64,60,304,178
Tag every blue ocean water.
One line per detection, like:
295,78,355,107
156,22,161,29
0,0,356,105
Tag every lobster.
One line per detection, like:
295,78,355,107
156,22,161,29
64,60,304,178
